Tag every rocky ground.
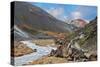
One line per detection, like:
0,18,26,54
27,47,97,65
28,56,68,65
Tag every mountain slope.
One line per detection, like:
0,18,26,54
14,1,76,34
79,17,97,52
48,17,97,59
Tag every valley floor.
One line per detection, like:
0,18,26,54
28,56,68,65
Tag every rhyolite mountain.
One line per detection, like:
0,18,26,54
13,1,78,41
71,19,87,28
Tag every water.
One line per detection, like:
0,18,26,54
14,41,56,66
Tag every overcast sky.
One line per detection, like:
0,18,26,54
31,2,97,22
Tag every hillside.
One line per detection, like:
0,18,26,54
14,1,76,33
47,17,97,61
79,17,97,52
12,1,78,41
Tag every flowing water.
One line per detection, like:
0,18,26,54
14,41,56,66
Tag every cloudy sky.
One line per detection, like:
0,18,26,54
31,2,97,22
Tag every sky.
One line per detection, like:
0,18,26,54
31,2,97,22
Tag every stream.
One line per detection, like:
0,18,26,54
14,34,84,66
14,41,56,66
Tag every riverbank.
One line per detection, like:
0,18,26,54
11,41,34,57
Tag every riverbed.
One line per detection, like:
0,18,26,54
14,41,56,66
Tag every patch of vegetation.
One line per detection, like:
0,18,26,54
25,28,39,35
22,27,40,35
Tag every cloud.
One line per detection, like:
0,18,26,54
47,7,65,21
70,6,97,21
71,11,82,19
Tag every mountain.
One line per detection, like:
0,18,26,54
14,1,75,32
12,1,78,41
79,17,97,52
71,19,87,28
